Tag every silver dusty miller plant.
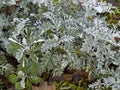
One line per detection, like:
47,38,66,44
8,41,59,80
0,0,120,89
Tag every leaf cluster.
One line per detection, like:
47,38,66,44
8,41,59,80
0,0,120,89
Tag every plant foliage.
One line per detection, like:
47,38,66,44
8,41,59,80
0,0,120,89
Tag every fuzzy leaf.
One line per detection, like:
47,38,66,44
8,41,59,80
8,74,18,84
15,49,24,61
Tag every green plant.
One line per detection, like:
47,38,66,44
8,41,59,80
0,0,120,89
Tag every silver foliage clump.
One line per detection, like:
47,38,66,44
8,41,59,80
78,0,120,90
0,0,120,89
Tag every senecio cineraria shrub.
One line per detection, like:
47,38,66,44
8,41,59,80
0,0,120,89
